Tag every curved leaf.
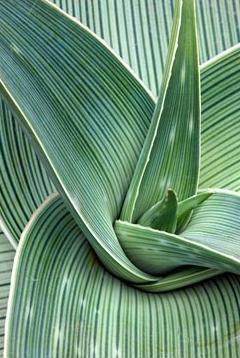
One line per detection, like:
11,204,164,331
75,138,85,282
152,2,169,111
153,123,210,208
137,189,178,233
176,190,212,231
200,46,240,191
0,0,156,283
1,0,239,285
0,231,14,356
115,210,240,276
0,99,55,245
116,190,240,278
51,0,240,97
5,195,240,357
121,0,200,222
182,190,240,264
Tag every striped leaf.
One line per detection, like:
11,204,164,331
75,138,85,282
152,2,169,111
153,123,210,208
117,190,240,277
137,189,178,233
5,195,240,358
53,0,240,194
1,0,240,286
51,0,240,97
120,0,200,222
182,190,240,262
0,0,157,283
0,231,14,357
200,46,240,191
176,190,212,231
0,99,55,246
1,1,240,356
177,191,213,220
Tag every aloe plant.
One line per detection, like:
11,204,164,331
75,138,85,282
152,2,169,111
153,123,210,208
0,0,240,357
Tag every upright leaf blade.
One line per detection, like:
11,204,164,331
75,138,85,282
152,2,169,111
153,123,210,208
51,0,240,97
0,0,239,286
121,0,201,222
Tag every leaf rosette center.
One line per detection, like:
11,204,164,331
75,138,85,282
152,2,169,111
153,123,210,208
1,0,239,294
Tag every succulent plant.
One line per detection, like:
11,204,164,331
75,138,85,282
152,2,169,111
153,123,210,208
0,0,239,357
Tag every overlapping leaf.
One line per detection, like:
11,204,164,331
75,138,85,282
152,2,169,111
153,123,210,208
51,0,240,97
0,231,14,357
120,0,200,222
1,1,240,357
5,195,240,358
200,47,240,191
1,0,240,290
0,100,55,245
116,190,240,275
137,189,178,232
0,0,156,283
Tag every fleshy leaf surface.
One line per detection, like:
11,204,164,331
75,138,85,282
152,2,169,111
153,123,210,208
121,0,200,222
0,99,55,245
0,0,156,283
5,195,240,358
0,0,240,288
117,190,240,276
176,190,212,231
199,46,240,191
51,0,240,97
0,231,14,356
182,190,240,263
137,189,178,233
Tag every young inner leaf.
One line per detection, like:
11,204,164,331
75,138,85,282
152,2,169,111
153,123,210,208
120,0,200,223
137,189,177,233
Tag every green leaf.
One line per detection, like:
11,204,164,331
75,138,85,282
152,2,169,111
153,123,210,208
0,231,15,355
199,46,240,191
137,189,177,233
120,0,200,222
182,189,240,266
0,0,156,283
5,195,240,357
176,190,213,232
178,191,212,219
51,0,240,97
1,2,240,357
1,0,239,286
51,0,240,194
0,99,55,245
136,266,221,293
115,205,240,276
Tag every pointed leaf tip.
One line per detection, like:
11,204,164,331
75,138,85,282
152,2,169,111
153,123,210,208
121,0,200,223
137,189,178,233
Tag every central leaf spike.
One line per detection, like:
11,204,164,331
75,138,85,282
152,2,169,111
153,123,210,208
120,0,200,223
137,189,178,233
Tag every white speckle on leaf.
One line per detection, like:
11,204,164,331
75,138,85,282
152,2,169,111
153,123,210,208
95,309,100,316
188,114,194,135
54,327,63,344
169,126,176,144
211,323,219,334
114,348,121,357
25,301,33,320
11,43,22,56
180,62,186,84
72,195,83,215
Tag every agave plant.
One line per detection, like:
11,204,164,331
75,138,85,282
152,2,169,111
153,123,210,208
0,0,240,357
